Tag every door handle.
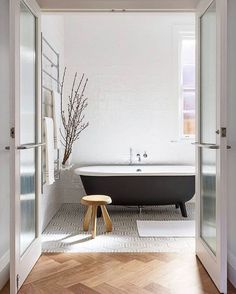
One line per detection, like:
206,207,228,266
5,142,46,150
192,142,231,150
17,142,46,150
192,142,219,149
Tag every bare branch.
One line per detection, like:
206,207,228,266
60,68,89,165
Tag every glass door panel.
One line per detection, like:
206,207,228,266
20,1,36,256
200,1,217,255
200,149,217,254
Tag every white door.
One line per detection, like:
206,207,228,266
10,0,42,292
195,0,228,293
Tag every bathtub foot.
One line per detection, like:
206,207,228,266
138,206,144,215
179,202,187,217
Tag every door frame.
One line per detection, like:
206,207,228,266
195,0,228,292
8,2,229,292
9,0,42,292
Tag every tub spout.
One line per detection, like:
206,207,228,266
136,153,141,163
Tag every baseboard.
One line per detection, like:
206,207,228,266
0,250,9,290
228,251,236,288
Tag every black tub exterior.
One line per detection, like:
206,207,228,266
80,175,195,217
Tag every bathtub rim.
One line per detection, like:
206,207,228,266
74,165,196,177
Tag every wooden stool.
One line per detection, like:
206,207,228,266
81,195,112,239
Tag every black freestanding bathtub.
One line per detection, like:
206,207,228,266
74,165,195,217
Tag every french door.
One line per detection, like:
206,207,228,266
10,0,42,292
195,0,228,293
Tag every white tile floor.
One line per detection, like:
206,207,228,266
42,203,195,253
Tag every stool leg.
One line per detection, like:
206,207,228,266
101,205,112,232
91,205,97,239
83,205,92,231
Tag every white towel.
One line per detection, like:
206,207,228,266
44,117,55,185
52,91,61,149
44,90,53,118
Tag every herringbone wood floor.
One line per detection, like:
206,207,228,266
1,253,236,293
6,253,235,294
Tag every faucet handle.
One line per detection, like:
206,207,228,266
136,153,141,163
143,151,148,158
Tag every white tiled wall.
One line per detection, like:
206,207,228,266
60,12,195,203
59,167,86,204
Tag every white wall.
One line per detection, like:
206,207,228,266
41,15,65,229
0,0,10,290
59,12,195,203
66,13,195,166
227,0,236,287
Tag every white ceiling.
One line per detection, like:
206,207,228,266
37,0,202,11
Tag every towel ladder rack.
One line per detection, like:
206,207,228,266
41,34,61,186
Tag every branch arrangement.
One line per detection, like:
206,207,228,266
60,68,89,166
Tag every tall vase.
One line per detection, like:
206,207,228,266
61,156,73,170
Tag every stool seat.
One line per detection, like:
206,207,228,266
81,195,112,238
81,195,112,206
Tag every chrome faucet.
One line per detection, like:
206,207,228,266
130,150,148,164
